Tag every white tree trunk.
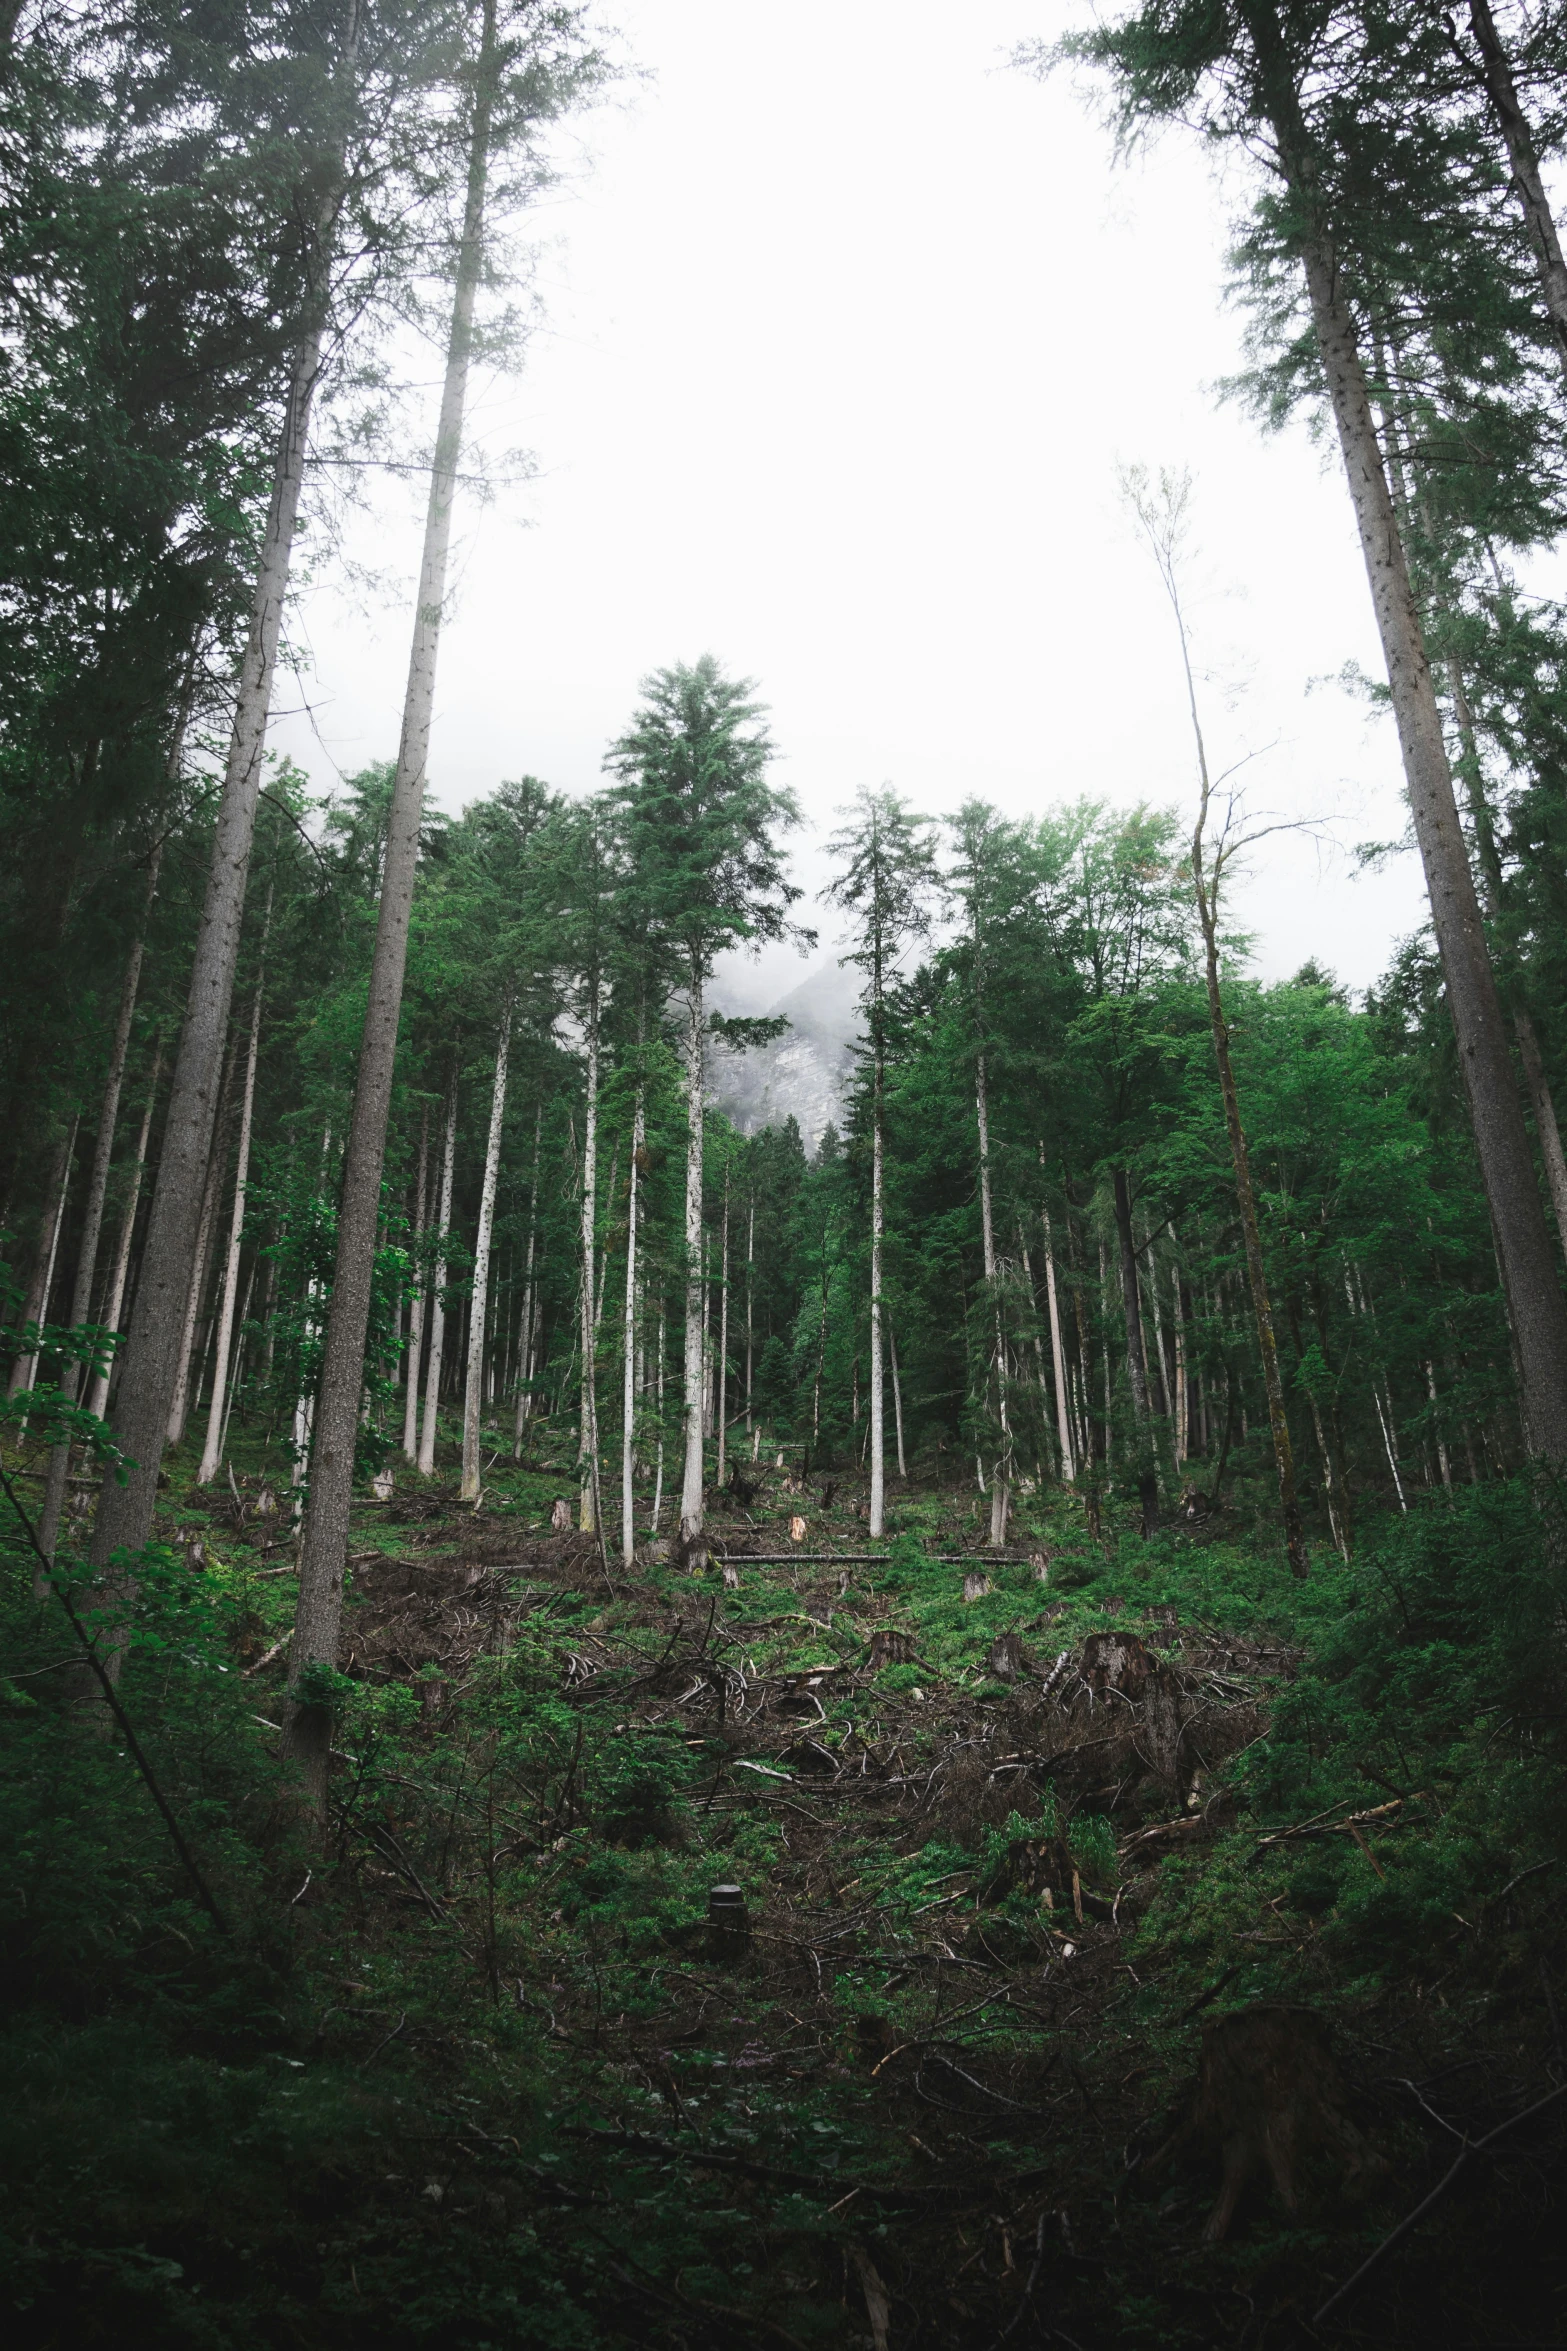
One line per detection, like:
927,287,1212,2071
679,969,707,1549
513,1100,542,1454
403,1104,429,1460
287,0,497,1800
461,1007,510,1501
594,1142,617,1341
621,1082,644,1564
1040,1199,1075,1482
168,1029,241,1446
1171,1262,1189,1465
976,1051,1008,1546
716,1165,730,1488
86,1047,162,1424
198,929,269,1483
36,848,163,1561
889,1314,907,1480
578,991,600,1530
9,1121,75,1398
869,1040,886,1536
418,1086,457,1477
744,1194,756,1457
651,1292,666,1534
90,0,360,1573
218,1250,258,1468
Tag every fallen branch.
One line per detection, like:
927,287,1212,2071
1314,2080,1567,2325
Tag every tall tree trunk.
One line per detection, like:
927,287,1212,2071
1465,0,1567,377
418,1085,458,1477
869,1026,886,1536
86,1044,163,1423
168,1031,239,1446
679,966,707,1552
1018,1229,1053,1462
1111,1168,1160,1536
975,1048,1009,1545
621,1083,644,1565
716,1164,730,1489
578,987,600,1531
593,1143,618,1342
513,1101,542,1455
90,16,360,1572
1170,1261,1189,1467
1195,874,1308,1571
8,1120,75,1398
651,1293,666,1534
36,849,162,1562
1097,1235,1114,1463
403,1104,429,1461
1145,1229,1173,1422
286,0,497,1801
1039,1188,1075,1483
198,898,270,1483
700,1228,712,1436
745,1194,757,1459
888,1316,907,1479
1445,657,1567,1252
1245,0,1567,1465
462,1005,510,1502
219,1249,258,1468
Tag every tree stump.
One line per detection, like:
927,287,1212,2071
1171,2005,1379,2242
1142,1661,1185,1788
987,1630,1026,1679
1081,1629,1150,1698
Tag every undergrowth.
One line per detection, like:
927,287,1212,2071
1,1438,1562,2348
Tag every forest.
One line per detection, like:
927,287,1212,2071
2,1,1567,2345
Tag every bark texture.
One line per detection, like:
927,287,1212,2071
38,851,161,1562
621,1085,644,1564
1112,1167,1160,1537
403,1105,429,1461
679,969,706,1552
462,1007,510,1502
198,896,269,1484
89,24,357,1568
1466,0,1567,376
285,0,496,1803
577,994,600,1531
1281,170,1567,1457
85,1047,162,1424
418,1087,458,1478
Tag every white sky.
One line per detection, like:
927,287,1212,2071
274,0,1434,1011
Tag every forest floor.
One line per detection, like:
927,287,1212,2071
2,1432,1564,2350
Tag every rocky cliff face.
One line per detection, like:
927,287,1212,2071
709,957,860,1149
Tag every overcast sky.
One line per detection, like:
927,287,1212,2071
274,0,1433,1011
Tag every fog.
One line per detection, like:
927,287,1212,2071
272,0,1432,1015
